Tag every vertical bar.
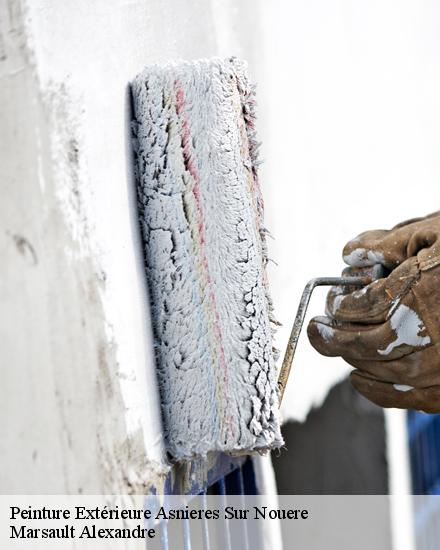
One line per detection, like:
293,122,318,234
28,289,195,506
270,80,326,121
218,476,226,495
160,520,169,550
218,477,232,550
182,517,192,550
238,466,250,550
418,430,426,495
437,497,440,550
385,409,416,550
201,493,211,550
415,425,422,493
434,419,440,492
434,495,439,550
426,422,433,493
421,423,429,493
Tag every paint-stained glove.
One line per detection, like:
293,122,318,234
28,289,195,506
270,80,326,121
307,212,440,412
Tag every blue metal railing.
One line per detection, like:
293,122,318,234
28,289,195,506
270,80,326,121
153,456,258,550
407,411,440,495
407,411,440,550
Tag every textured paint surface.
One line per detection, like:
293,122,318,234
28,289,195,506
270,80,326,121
1,0,265,493
0,0,169,494
132,59,282,458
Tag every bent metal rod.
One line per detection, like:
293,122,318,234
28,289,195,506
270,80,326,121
277,276,371,405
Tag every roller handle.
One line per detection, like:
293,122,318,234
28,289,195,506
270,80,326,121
277,265,384,406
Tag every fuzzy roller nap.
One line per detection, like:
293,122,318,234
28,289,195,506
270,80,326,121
131,57,283,459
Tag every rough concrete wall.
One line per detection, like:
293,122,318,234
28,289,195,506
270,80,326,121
0,0,165,494
0,0,265,493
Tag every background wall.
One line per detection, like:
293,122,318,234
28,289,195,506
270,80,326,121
274,380,388,495
257,0,440,422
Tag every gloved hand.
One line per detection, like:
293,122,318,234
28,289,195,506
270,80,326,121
307,212,440,413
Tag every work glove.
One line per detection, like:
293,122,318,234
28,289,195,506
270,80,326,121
307,212,440,413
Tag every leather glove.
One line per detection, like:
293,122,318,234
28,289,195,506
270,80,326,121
307,212,440,413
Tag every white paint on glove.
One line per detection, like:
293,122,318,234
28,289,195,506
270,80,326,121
343,247,385,267
378,304,431,356
393,384,415,392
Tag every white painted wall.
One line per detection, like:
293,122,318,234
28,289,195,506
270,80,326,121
257,1,440,421
255,4,437,546
2,0,437,513
0,0,266,493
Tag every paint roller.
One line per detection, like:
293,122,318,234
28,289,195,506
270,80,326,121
131,56,382,461
131,57,283,460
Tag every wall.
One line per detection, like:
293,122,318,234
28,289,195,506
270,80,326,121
274,379,388,495
2,1,436,515
0,0,266,493
256,1,440,422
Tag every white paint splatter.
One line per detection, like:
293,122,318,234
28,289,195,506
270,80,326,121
317,322,335,342
331,294,345,314
332,286,345,296
352,285,369,298
378,304,431,356
330,281,371,314
393,384,414,392
343,247,385,267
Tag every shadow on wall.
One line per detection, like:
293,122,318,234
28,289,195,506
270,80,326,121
273,378,388,495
